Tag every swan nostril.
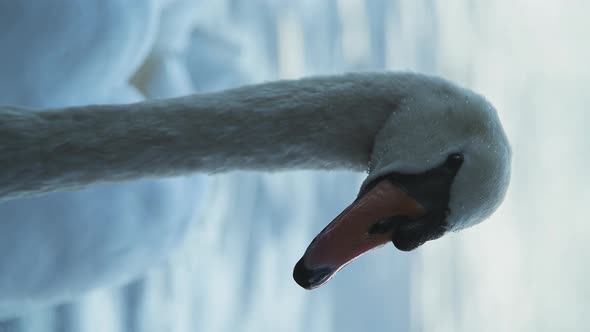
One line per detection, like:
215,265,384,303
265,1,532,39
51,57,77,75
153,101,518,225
367,218,395,235
367,216,414,235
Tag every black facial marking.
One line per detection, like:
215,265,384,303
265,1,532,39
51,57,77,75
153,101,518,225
361,152,464,251
392,217,447,251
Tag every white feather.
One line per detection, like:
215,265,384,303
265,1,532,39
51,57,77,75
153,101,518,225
0,71,511,311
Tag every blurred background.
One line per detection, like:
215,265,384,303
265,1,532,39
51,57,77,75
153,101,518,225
0,0,588,331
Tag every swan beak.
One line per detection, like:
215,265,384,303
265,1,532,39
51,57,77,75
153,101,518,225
293,180,426,289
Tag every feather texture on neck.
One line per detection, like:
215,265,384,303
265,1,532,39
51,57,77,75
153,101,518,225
0,73,410,201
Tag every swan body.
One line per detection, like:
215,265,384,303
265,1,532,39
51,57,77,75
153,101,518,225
0,72,511,295
0,0,160,108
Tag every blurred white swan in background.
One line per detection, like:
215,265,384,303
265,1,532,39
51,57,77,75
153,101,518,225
0,71,511,306
0,0,217,321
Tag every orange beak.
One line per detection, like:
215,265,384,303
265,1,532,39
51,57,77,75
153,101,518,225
293,179,426,289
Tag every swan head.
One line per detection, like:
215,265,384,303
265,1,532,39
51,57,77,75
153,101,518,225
294,73,511,289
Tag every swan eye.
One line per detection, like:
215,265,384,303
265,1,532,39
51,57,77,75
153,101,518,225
446,153,464,169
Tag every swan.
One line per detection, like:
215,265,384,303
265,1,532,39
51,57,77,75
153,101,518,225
0,71,511,290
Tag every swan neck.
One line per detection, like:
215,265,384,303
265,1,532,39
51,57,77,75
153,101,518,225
0,75,398,200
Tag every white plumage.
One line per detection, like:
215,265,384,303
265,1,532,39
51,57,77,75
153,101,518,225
0,71,511,308
0,72,511,229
